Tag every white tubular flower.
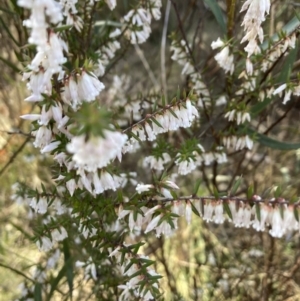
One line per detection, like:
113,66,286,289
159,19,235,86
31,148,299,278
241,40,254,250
175,158,197,175
213,201,225,224
23,69,52,102
67,130,127,172
273,83,287,96
283,90,292,105
36,236,53,252
29,32,67,74
30,197,48,214
41,141,61,153
136,183,154,194
124,8,152,44
104,0,116,10
51,226,68,242
252,203,269,231
77,71,105,103
185,202,192,224
145,214,161,234
211,37,224,49
62,72,104,109
203,202,214,222
269,206,285,238
246,58,253,75
66,179,77,196
149,0,162,20
53,199,67,215
214,46,234,74
19,0,63,47
143,153,171,170
61,76,80,108
144,122,157,141
155,219,174,237
32,126,52,149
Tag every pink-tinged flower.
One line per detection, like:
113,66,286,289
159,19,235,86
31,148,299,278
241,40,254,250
269,206,285,238
252,203,269,231
203,201,214,222
213,201,225,224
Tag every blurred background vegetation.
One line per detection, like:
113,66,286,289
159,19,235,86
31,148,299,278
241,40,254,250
1,0,300,300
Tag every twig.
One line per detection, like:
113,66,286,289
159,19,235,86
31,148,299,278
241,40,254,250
134,44,159,88
0,135,31,178
161,0,171,102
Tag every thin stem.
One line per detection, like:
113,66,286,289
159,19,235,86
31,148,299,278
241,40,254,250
161,0,171,103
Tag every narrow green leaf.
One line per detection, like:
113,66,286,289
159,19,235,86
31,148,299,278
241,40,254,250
54,25,73,32
294,206,299,222
261,17,300,50
0,56,21,73
223,201,233,220
278,43,298,83
63,240,73,298
34,283,42,301
213,186,219,200
48,263,68,300
151,117,163,129
250,97,272,116
0,16,20,46
190,201,200,217
230,177,242,196
168,107,178,119
203,0,226,33
247,185,254,200
193,179,202,196
176,86,180,100
274,186,282,198
162,94,166,106
247,128,300,150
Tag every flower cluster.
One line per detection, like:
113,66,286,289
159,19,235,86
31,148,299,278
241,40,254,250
67,130,127,172
223,135,254,150
211,38,234,74
225,109,251,125
240,0,271,57
124,8,152,44
124,99,199,153
62,70,105,110
122,1,162,44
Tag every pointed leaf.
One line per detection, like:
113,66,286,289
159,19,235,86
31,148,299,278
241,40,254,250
203,0,226,33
